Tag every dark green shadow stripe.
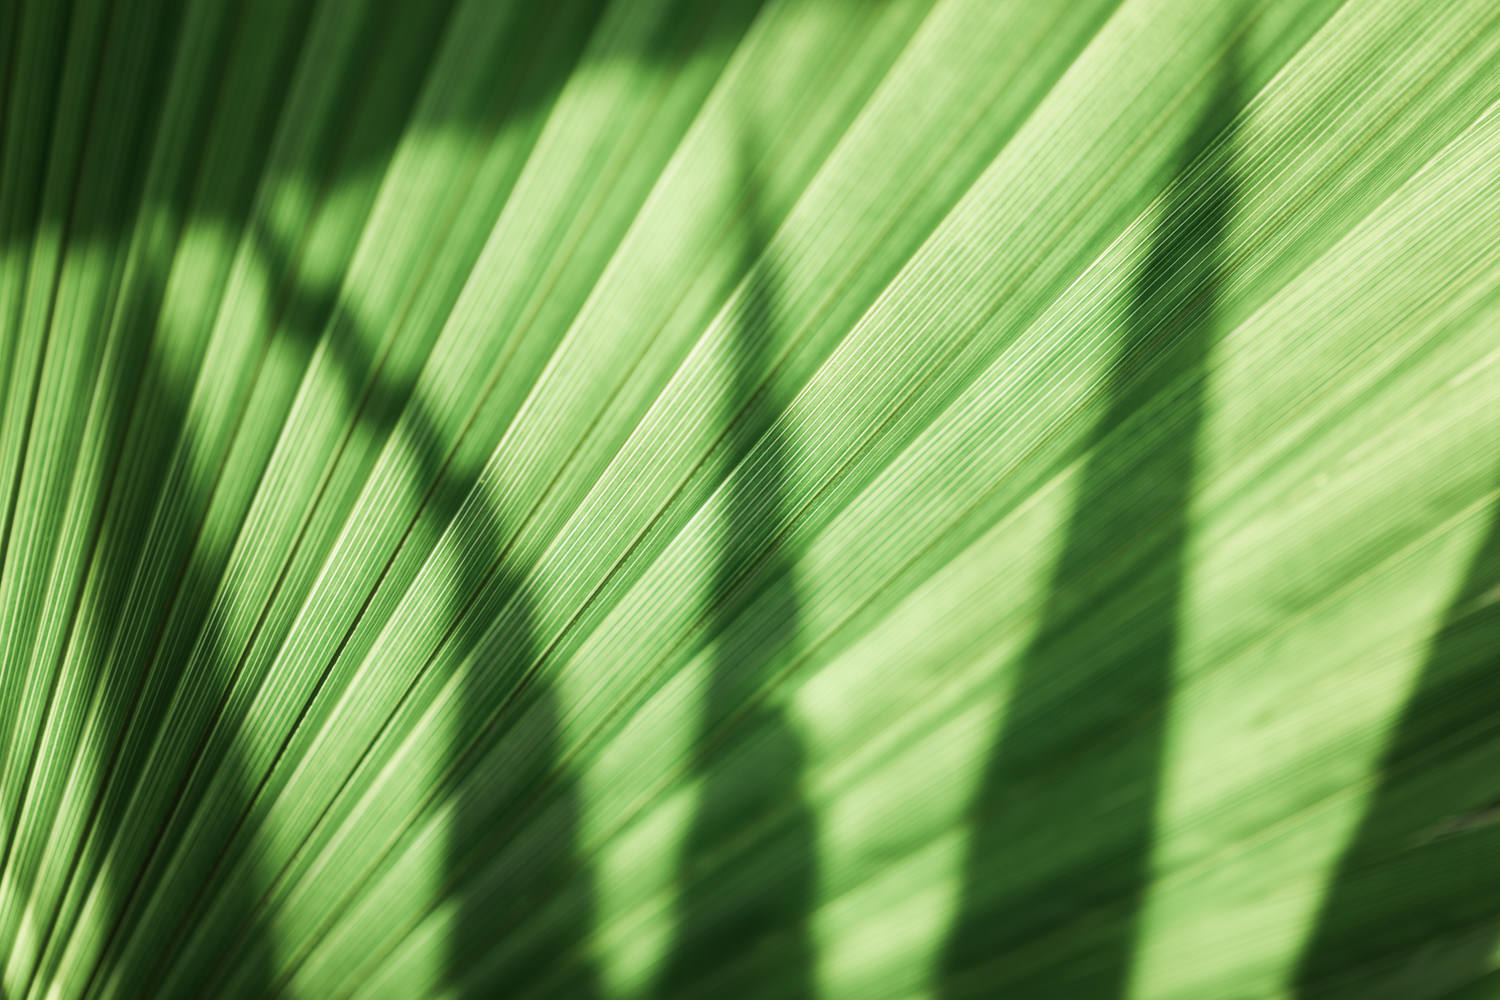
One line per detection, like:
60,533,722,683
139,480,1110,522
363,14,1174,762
939,43,1242,1000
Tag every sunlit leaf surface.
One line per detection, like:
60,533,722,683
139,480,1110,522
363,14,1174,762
1,1,1498,997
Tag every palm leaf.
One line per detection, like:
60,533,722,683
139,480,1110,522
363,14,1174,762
1,1,1497,998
